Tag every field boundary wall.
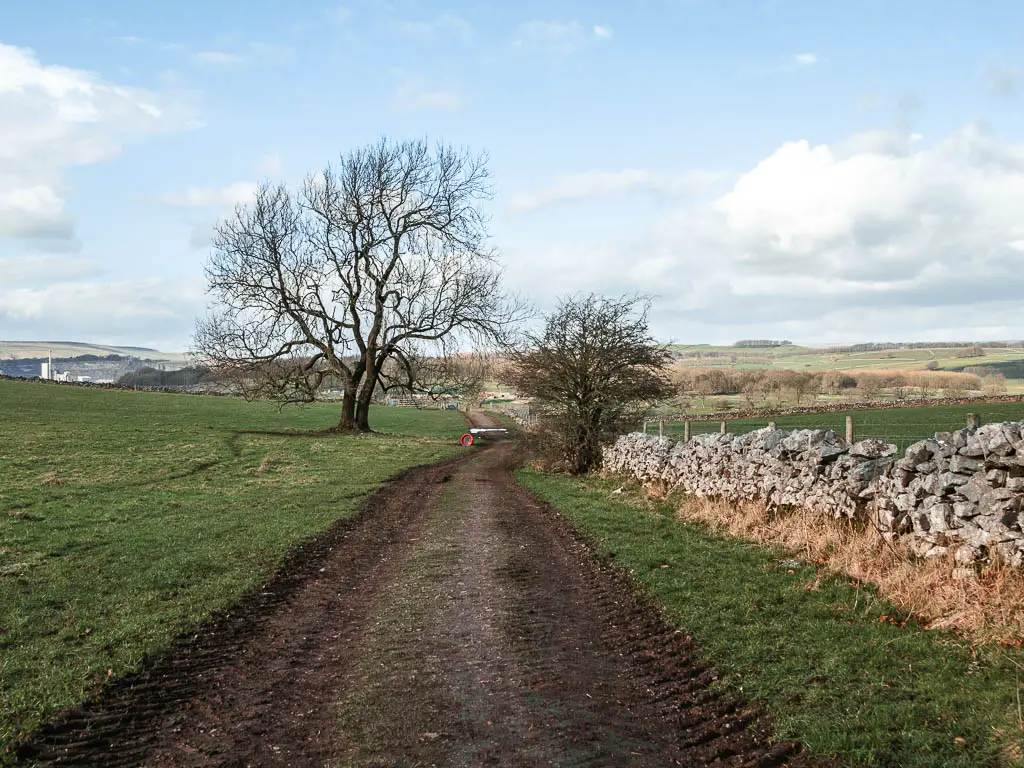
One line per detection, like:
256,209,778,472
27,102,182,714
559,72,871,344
604,422,1024,567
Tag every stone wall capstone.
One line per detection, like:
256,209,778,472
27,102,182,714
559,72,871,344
603,421,1024,567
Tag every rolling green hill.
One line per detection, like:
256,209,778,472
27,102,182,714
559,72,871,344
0,341,187,362
669,343,1024,373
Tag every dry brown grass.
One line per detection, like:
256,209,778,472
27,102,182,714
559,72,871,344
255,456,275,473
673,493,1024,644
38,471,66,486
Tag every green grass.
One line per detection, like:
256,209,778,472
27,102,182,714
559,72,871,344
519,469,1024,767
0,380,466,752
651,401,1024,452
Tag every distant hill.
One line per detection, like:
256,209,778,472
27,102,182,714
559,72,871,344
668,342,1024,373
0,341,188,362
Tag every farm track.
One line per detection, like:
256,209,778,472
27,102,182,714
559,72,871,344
14,413,819,767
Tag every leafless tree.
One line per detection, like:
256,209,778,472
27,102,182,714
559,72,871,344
890,373,909,400
378,349,494,405
194,138,526,431
982,373,1008,396
507,294,673,475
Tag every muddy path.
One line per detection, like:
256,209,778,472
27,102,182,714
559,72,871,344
15,413,817,767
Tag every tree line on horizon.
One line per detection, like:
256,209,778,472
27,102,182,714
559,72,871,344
671,366,1002,408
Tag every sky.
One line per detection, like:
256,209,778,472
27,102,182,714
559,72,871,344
2,0,1024,351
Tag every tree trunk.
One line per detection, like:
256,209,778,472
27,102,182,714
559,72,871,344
355,349,382,432
355,396,372,431
355,373,379,432
338,388,358,430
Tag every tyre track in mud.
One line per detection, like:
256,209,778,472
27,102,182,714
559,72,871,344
13,414,821,767
11,455,468,767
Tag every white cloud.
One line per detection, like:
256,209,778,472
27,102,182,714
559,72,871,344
188,220,217,250
0,44,194,242
188,42,299,70
504,125,1024,343
986,64,1024,97
158,182,262,250
0,185,73,239
0,276,205,350
158,182,258,208
401,14,471,41
514,20,613,56
509,170,727,213
392,74,463,111
158,181,262,251
247,42,294,62
255,153,284,176
757,52,821,75
192,51,245,65
762,52,820,74
0,255,99,288
326,6,351,25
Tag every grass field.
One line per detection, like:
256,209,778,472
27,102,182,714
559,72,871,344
0,380,465,752
648,400,1024,452
521,470,1024,767
669,343,1024,373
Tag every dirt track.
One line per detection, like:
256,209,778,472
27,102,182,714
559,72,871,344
15,413,816,767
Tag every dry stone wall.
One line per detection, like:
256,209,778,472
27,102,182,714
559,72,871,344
603,422,1024,567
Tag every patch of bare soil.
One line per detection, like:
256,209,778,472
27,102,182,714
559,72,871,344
14,414,820,767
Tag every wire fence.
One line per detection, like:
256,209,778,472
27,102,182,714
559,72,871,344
484,400,1024,454
642,402,1024,454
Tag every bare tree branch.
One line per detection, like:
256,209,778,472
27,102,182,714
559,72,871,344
194,138,528,430
507,294,673,474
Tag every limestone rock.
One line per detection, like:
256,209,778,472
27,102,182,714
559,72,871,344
603,417,1024,569
850,439,896,459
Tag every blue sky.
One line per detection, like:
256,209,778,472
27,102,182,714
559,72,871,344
2,0,1024,350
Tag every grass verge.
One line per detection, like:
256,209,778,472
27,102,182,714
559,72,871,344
660,493,1024,643
0,379,465,753
518,468,1024,768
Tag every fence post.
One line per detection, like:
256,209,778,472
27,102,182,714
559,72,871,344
720,420,727,435
768,421,776,430
846,415,854,444
643,420,649,434
684,421,691,442
659,420,663,438
967,413,981,429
